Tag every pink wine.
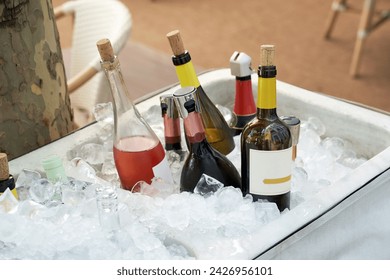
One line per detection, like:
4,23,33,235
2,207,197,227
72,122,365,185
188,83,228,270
113,136,166,191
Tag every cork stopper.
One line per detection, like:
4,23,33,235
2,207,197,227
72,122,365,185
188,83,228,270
260,45,275,66
167,30,185,56
0,153,10,181
97,38,115,62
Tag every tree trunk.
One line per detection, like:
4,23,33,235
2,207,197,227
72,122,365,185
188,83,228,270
0,0,74,160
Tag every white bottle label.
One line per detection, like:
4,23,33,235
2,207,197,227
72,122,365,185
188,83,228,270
249,147,292,196
153,157,174,184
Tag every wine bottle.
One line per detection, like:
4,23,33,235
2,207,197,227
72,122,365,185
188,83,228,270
241,45,292,212
0,153,18,199
160,94,183,152
167,30,235,155
173,86,241,194
229,51,256,135
97,39,173,192
280,115,301,161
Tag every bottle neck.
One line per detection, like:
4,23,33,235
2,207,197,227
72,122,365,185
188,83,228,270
234,76,256,116
183,111,206,144
257,63,277,108
163,115,182,150
101,57,135,115
172,52,201,88
256,65,278,119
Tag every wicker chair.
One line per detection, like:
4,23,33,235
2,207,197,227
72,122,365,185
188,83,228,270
55,0,132,127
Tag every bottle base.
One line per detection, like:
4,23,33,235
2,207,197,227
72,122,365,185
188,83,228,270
251,192,290,212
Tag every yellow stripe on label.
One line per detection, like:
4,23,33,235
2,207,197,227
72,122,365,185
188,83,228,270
263,175,291,184
257,77,276,109
175,61,200,88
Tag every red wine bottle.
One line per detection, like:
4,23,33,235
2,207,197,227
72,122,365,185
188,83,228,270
97,39,173,191
229,51,256,135
241,45,292,211
173,87,241,194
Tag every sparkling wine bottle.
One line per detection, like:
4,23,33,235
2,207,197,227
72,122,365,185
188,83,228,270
241,45,292,211
160,94,188,186
167,30,235,155
160,94,183,152
173,86,241,194
229,51,256,135
97,39,173,191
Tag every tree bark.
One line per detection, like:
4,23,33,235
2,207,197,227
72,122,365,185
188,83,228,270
0,0,74,160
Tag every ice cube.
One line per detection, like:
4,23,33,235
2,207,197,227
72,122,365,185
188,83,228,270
93,102,114,124
213,186,245,213
0,188,19,213
307,116,326,137
254,201,281,224
29,178,56,205
161,193,191,230
15,169,42,201
79,143,106,165
98,156,119,186
194,174,224,196
321,137,346,160
292,166,308,190
339,156,367,169
138,178,178,198
61,178,89,206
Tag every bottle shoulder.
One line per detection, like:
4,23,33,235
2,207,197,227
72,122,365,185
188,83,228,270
242,117,291,148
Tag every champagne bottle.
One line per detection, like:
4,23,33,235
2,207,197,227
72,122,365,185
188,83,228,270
173,86,241,194
97,39,173,191
241,45,292,211
167,30,235,155
229,51,256,135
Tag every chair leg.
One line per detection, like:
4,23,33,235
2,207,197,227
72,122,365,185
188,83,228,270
350,0,375,77
324,0,348,39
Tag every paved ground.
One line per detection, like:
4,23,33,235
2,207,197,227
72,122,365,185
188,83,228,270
54,0,390,114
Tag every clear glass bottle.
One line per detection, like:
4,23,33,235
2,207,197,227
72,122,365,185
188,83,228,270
95,184,120,232
229,51,256,135
173,87,241,194
241,45,292,212
167,30,235,155
97,39,173,192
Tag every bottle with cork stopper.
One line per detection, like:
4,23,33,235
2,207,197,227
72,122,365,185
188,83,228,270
0,153,18,199
166,30,235,156
97,38,173,191
241,44,292,212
